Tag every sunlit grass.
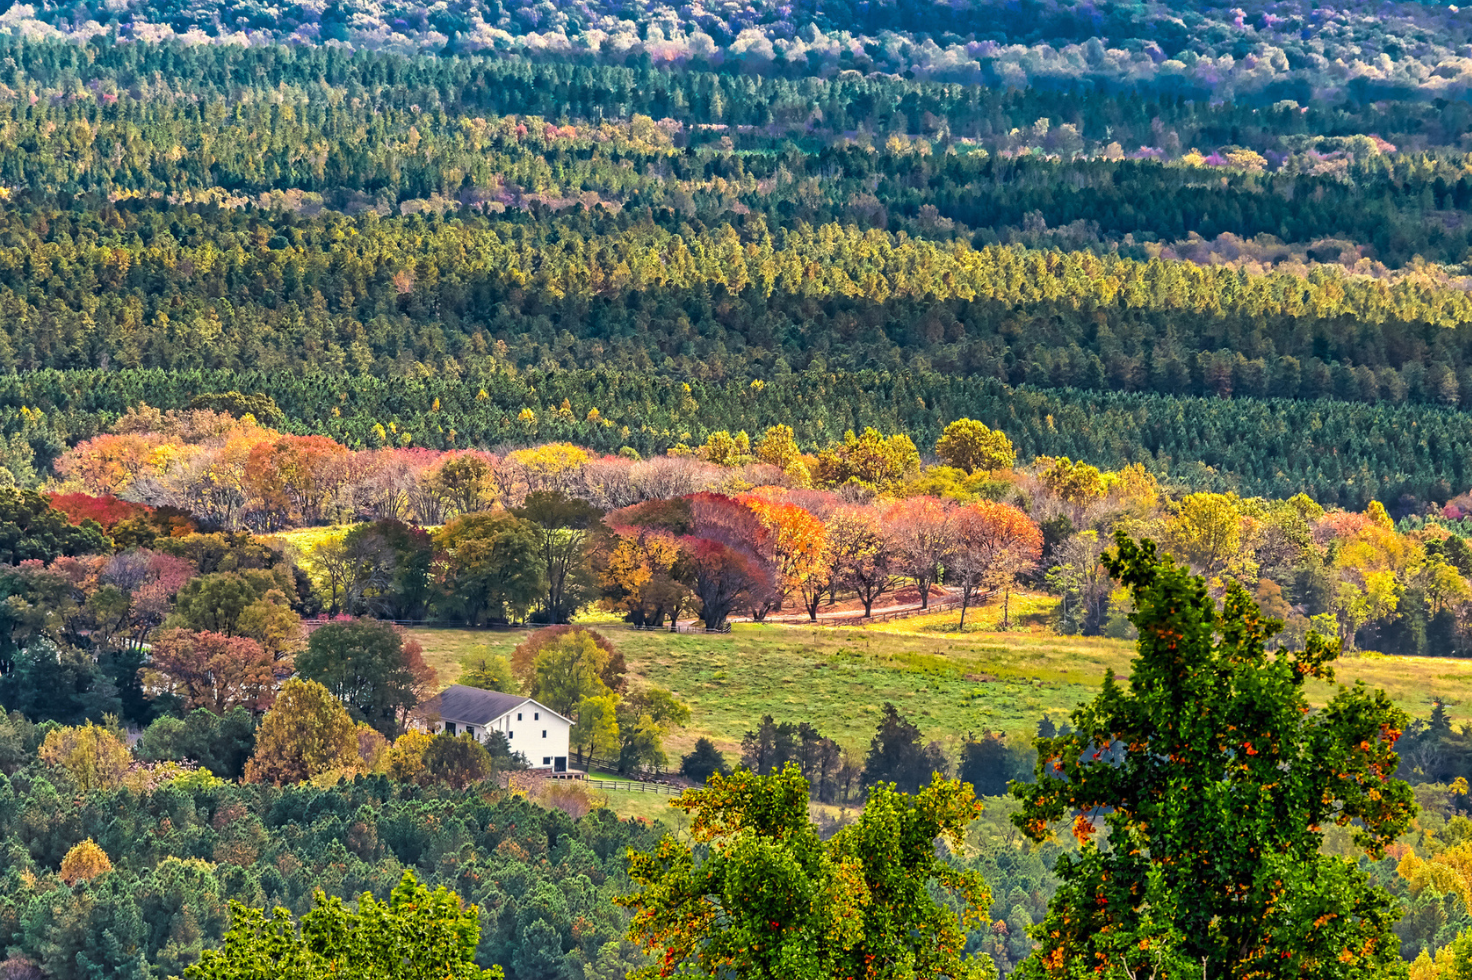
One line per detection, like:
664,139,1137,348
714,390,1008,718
409,596,1472,771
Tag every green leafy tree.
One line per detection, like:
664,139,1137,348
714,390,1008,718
512,491,602,624
813,428,921,491
615,687,690,774
434,512,544,626
0,489,110,563
530,629,613,718
0,639,122,724
186,871,503,980
422,732,498,789
862,702,950,795
619,763,993,980
679,738,727,785
1012,535,1415,980
571,690,621,765
138,706,257,780
295,619,432,738
458,652,516,693
935,419,1017,473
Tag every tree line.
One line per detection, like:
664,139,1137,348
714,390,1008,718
12,370,1472,509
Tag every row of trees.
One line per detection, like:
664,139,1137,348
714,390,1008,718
5,0,1468,102
697,703,1025,808
39,406,1472,659
0,40,1467,167
16,363,1472,509
0,81,1461,264
0,198,1468,388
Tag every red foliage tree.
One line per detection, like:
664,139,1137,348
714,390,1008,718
45,493,150,531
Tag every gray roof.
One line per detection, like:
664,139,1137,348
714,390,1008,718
422,685,531,726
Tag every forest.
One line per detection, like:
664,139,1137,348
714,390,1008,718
0,0,1469,976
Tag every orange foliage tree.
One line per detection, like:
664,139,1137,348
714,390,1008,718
949,501,1043,629
143,628,280,713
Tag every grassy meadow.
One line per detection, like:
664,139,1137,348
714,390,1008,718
408,591,1472,765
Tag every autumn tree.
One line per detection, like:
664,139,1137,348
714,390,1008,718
744,495,827,619
510,626,625,694
1164,492,1248,581
245,434,352,528
680,538,762,630
1036,457,1107,508
60,839,113,885
948,501,1043,629
753,424,802,471
935,419,1016,474
1012,535,1415,980
827,505,894,616
429,452,499,516
592,525,692,628
813,427,921,492
619,764,992,980
381,729,435,784
243,679,360,785
143,629,279,714
884,496,955,609
39,721,131,793
678,493,776,629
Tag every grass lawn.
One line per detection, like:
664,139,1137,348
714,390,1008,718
409,590,1472,763
408,594,1138,758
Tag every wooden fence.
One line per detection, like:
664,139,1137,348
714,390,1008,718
627,622,733,635
591,779,684,796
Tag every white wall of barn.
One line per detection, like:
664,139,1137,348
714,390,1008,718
451,701,572,769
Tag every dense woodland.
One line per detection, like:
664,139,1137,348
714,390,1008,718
0,3,1470,977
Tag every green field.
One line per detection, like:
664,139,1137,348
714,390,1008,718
409,591,1472,763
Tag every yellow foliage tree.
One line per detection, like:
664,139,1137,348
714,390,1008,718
753,425,802,471
382,729,436,784
60,838,112,885
39,721,131,793
1036,456,1108,507
244,678,361,785
934,418,1016,473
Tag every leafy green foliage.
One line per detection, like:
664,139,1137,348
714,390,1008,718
1012,535,1417,980
434,513,545,626
620,763,993,979
136,707,258,780
0,490,109,564
295,619,431,738
186,872,503,980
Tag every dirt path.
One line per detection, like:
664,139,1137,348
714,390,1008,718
728,585,961,625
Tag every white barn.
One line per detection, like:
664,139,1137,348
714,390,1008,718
419,685,575,772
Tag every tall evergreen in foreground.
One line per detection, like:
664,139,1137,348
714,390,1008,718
1013,535,1416,980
